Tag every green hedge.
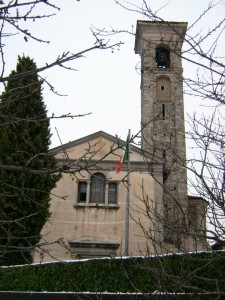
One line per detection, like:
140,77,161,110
0,251,225,293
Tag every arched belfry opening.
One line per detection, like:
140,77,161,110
156,46,170,68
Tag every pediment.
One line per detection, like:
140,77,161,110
51,131,163,165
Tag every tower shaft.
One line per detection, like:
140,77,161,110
135,21,189,249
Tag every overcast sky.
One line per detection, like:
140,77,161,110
3,0,225,148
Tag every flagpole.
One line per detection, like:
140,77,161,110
125,129,131,256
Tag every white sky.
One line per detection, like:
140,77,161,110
3,0,225,148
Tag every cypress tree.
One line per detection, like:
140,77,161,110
0,56,60,265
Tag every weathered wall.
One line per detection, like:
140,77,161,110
34,135,163,262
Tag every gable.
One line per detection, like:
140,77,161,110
51,131,162,165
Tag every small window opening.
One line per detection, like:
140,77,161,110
162,104,165,118
163,169,169,183
161,86,164,91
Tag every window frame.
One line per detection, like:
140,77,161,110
77,181,87,203
76,172,119,208
90,172,106,204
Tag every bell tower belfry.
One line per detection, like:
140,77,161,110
135,21,189,250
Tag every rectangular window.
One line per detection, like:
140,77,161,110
108,183,117,204
78,182,87,203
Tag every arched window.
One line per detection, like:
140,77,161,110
77,173,118,206
90,173,106,204
156,47,170,68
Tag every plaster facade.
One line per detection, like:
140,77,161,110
34,132,164,262
34,21,208,263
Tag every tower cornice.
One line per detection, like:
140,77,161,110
135,20,188,56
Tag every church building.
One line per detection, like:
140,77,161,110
34,21,208,263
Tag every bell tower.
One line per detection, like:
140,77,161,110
135,21,189,250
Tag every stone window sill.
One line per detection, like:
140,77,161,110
74,203,119,209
